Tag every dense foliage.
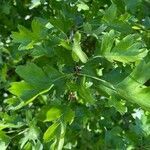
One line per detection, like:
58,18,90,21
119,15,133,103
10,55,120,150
0,0,150,149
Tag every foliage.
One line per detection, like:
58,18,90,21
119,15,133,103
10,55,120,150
0,0,150,149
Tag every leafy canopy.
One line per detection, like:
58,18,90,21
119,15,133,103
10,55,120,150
0,0,150,149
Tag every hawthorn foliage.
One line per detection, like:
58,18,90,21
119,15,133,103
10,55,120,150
0,0,150,149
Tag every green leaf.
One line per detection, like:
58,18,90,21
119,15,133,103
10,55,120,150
9,81,53,109
31,18,48,39
37,106,62,122
1,0,150,149
124,0,142,13
49,15,73,33
116,87,150,110
83,22,92,35
8,63,65,108
11,25,33,50
109,35,147,62
63,107,75,124
100,30,115,55
72,31,88,63
111,0,125,13
77,3,89,11
103,4,117,23
43,122,60,142
0,131,10,150
9,62,54,106
15,63,49,88
78,84,95,104
29,0,41,9
74,78,96,104
0,123,23,130
11,18,48,50
60,40,72,50
19,126,40,149
55,122,66,150
37,105,75,124
116,61,150,109
118,61,150,88
101,32,148,63
22,142,32,150
8,81,38,100
108,96,127,114
34,140,43,150
43,66,63,82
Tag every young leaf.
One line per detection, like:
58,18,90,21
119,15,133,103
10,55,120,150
37,106,62,122
72,31,88,63
100,30,115,55
43,122,60,142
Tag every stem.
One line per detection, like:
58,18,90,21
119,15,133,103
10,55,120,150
78,73,116,91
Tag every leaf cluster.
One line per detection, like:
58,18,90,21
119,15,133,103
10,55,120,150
0,0,150,149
